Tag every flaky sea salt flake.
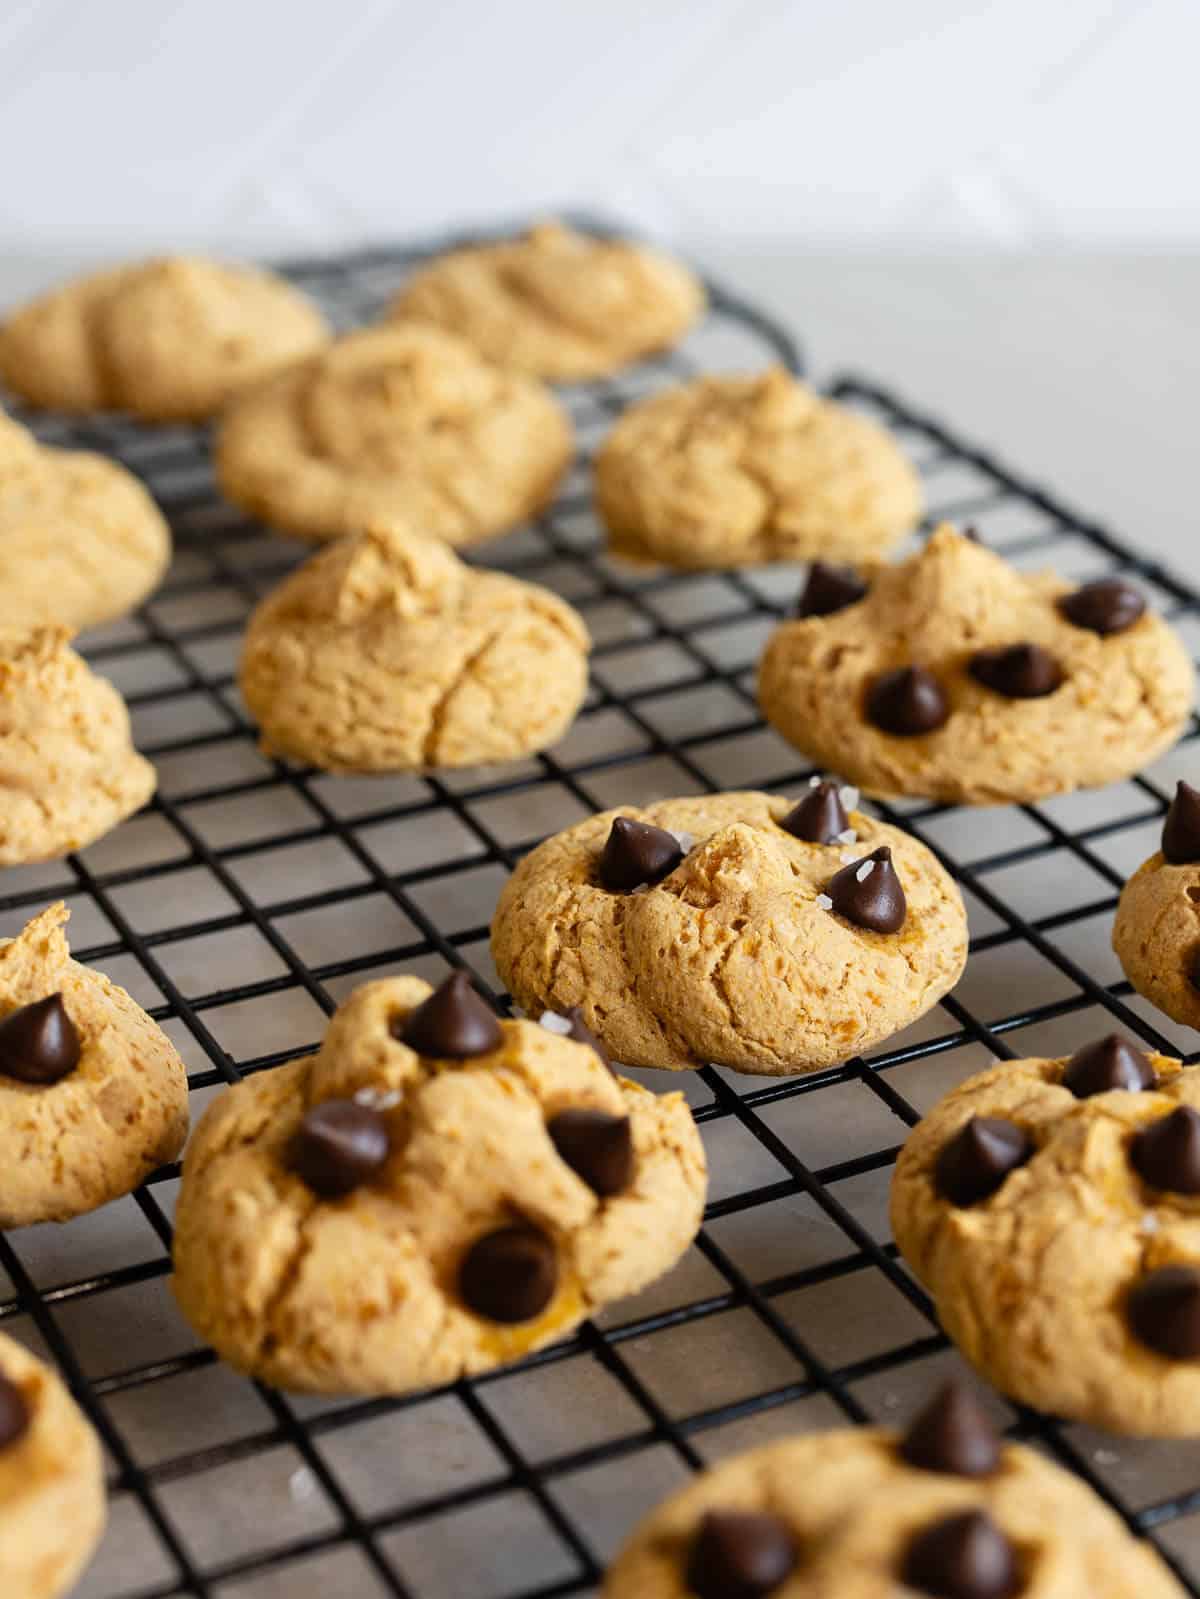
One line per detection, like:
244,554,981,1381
836,828,857,845
855,860,875,883
539,1011,572,1036
670,830,695,853
815,893,834,911
839,786,860,811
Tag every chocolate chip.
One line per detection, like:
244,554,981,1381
866,666,949,736
1162,780,1200,864
796,561,867,618
935,1117,1034,1207
599,816,684,892
564,1006,616,1076
548,1108,634,1196
0,993,81,1085
289,1100,390,1197
398,971,502,1058
826,846,906,934
459,1224,557,1323
685,1509,798,1599
0,1372,30,1451
968,643,1063,700
900,1381,1003,1478
1191,951,1200,995
1128,1266,1200,1360
780,781,849,844
1061,1034,1156,1098
902,1510,1020,1599
1130,1106,1200,1194
1058,576,1146,636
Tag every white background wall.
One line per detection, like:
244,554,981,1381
2,0,1197,258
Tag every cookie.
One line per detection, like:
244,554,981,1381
0,256,329,422
490,789,967,1075
215,321,572,545
603,1383,1183,1597
0,1330,106,1599
239,525,590,771
171,971,705,1394
759,526,1194,803
1112,781,1200,1028
594,367,922,569
889,1036,1200,1435
0,903,189,1227
387,221,704,381
0,409,170,628
0,627,156,866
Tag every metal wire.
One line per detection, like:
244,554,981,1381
2,229,1198,1598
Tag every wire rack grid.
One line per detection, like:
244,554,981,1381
2,228,1200,1599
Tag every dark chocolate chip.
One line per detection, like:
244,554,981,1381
563,1006,616,1076
1128,1265,1200,1360
780,781,849,844
900,1381,1003,1478
935,1117,1034,1207
1130,1106,1200,1194
1191,951,1200,995
685,1509,799,1599
0,1372,30,1451
1058,576,1146,636
901,1510,1020,1599
968,643,1063,700
289,1100,390,1198
0,993,81,1085
398,971,502,1059
1061,1034,1156,1098
548,1108,634,1196
796,561,867,618
599,816,684,893
826,846,906,934
866,666,950,736
459,1224,557,1323
1162,780,1200,864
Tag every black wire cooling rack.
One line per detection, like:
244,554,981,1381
3,227,1200,1599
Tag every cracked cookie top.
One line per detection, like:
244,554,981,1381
0,904,189,1228
0,627,157,866
891,1040,1200,1435
759,526,1194,804
490,790,968,1075
1113,781,1200,1031
594,367,922,569
387,221,704,382
0,409,170,629
171,972,706,1395
0,256,329,422
238,525,590,771
215,322,573,545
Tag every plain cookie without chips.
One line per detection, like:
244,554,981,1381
171,971,706,1394
0,256,329,422
490,789,968,1075
891,1038,1200,1435
603,1395,1183,1598
215,322,573,545
759,526,1194,803
388,221,704,381
0,409,169,629
0,627,156,866
239,525,590,771
0,904,189,1228
594,367,922,569
1113,780,1200,1029
0,1331,106,1599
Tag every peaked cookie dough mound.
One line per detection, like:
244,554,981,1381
0,410,170,628
0,1330,106,1599
172,973,706,1394
595,367,922,568
239,526,590,771
388,221,704,381
891,1041,1200,1435
0,257,329,422
759,526,1194,803
215,322,573,545
0,627,156,865
491,791,967,1075
0,904,189,1228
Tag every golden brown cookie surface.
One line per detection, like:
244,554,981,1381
1113,782,1200,1028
